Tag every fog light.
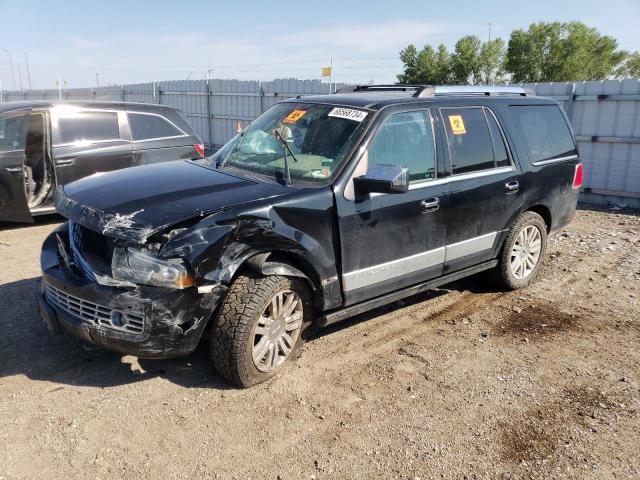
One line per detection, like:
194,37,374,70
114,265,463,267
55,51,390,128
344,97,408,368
110,310,128,327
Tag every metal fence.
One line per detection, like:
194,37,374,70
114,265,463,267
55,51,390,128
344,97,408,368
1,78,639,206
0,78,344,150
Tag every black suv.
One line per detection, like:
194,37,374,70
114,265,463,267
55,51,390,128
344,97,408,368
39,85,582,387
0,101,203,223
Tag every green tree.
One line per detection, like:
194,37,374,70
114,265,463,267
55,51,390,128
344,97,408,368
397,44,451,84
397,36,506,85
479,38,507,84
505,21,627,82
615,51,640,78
451,35,481,84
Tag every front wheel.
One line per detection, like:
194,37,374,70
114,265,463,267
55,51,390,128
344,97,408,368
493,211,547,290
210,273,310,387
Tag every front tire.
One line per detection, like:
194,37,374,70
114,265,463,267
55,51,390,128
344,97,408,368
494,211,547,290
210,273,310,387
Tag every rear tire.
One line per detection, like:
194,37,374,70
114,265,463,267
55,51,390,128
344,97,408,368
210,273,311,387
493,211,547,290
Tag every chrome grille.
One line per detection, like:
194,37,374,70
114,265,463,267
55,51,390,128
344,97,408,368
44,282,145,334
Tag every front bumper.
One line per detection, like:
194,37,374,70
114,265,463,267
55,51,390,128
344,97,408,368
39,225,227,358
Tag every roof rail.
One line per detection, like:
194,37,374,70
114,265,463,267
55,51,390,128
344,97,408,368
335,84,532,97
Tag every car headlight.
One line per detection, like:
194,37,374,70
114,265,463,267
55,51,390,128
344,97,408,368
111,248,195,289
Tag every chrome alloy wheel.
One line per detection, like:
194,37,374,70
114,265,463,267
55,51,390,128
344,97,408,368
252,289,303,373
510,225,542,280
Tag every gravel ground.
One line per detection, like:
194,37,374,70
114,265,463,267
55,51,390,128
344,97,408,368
0,205,639,479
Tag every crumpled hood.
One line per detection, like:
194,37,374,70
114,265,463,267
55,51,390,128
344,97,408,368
55,160,289,243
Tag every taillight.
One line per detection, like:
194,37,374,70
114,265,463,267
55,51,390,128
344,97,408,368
572,163,583,189
193,143,205,157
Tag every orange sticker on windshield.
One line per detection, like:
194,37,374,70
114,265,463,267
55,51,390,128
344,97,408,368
448,115,466,135
283,110,307,124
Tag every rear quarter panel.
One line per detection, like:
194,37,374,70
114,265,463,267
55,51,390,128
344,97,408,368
496,101,580,233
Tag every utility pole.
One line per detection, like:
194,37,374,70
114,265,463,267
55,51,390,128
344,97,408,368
488,22,492,42
2,49,15,90
329,58,333,94
17,63,23,92
96,73,100,88
57,76,62,100
23,52,32,90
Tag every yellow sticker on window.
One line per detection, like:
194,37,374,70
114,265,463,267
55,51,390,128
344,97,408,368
283,109,307,124
448,115,466,135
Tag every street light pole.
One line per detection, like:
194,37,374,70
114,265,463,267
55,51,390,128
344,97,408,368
23,52,32,90
2,49,16,90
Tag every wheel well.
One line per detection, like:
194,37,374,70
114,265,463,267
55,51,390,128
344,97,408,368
526,204,552,233
239,251,322,308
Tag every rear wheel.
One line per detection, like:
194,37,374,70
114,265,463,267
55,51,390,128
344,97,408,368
210,273,310,387
494,211,547,290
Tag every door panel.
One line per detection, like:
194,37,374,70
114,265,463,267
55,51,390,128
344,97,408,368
439,107,523,273
53,141,133,185
335,108,449,305
0,110,32,222
443,169,522,272
337,184,450,304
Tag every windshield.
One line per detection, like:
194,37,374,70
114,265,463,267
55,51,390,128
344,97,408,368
213,102,370,183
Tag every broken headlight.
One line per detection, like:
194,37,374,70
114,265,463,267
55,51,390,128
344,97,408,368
111,248,194,289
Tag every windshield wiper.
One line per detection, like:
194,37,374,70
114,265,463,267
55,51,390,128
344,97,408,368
273,129,299,186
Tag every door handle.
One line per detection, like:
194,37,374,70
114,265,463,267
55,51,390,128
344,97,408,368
420,197,440,212
56,158,76,167
505,181,519,193
4,167,23,174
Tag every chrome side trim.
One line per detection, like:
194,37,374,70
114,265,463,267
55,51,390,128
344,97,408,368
531,155,579,166
403,166,516,192
448,166,515,182
444,232,497,261
342,247,445,291
342,231,499,291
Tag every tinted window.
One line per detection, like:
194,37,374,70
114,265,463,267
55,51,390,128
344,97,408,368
367,110,436,182
129,113,183,141
56,111,120,145
0,115,27,152
485,110,510,168
510,105,576,162
443,108,495,175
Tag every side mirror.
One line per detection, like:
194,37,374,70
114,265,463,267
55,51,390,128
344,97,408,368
353,164,409,194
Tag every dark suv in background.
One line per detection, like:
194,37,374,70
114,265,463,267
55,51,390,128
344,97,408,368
39,85,582,387
0,101,203,223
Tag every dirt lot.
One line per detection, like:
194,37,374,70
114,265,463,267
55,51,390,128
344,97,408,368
0,206,639,479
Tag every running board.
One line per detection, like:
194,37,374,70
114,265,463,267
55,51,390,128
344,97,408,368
317,260,498,328
30,206,57,216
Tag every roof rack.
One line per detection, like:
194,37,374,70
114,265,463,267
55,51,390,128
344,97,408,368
335,84,532,97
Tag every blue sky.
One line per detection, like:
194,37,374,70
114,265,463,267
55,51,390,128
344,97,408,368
0,0,639,89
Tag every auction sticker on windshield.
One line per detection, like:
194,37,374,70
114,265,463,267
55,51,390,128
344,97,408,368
284,110,307,124
328,108,368,122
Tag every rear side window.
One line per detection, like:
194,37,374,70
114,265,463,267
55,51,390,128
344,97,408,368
442,108,495,174
510,105,576,163
0,115,27,152
56,111,120,145
367,110,436,183
485,111,510,168
55,112,120,145
128,113,184,141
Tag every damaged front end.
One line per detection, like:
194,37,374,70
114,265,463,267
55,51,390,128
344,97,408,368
39,215,227,359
